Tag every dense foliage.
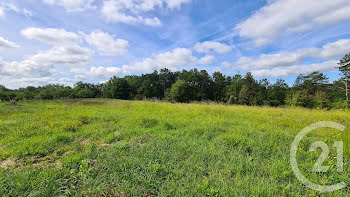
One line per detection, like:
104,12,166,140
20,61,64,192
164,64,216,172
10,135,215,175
1,54,350,109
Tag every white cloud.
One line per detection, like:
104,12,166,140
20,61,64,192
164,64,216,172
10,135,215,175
0,7,4,18
21,28,81,46
22,9,32,17
84,30,128,56
0,27,95,79
194,41,232,54
102,0,191,26
0,2,32,17
198,55,216,65
43,0,96,12
0,76,55,88
153,48,197,68
236,0,350,46
115,48,197,74
121,48,217,74
319,39,350,59
166,0,191,9
29,45,92,66
226,39,350,72
76,66,123,79
0,76,80,88
0,36,19,48
251,60,338,77
3,27,93,77
233,50,308,70
0,45,92,77
0,58,55,77
223,39,350,77
74,47,216,79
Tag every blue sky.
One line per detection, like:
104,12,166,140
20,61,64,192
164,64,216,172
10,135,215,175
1,0,350,88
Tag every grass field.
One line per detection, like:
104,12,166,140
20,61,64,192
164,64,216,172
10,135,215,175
0,99,349,196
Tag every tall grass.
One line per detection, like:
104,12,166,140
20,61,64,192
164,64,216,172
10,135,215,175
0,99,349,196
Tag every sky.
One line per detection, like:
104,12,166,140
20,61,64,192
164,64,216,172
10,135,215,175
1,0,350,89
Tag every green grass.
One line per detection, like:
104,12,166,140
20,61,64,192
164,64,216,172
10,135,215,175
0,99,349,196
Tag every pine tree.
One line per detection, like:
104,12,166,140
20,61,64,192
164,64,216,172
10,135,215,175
338,53,350,108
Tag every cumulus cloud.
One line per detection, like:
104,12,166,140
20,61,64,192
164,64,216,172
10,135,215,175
0,45,92,77
152,48,197,68
113,48,199,75
236,0,350,46
124,48,217,73
0,76,55,88
21,28,81,46
223,39,350,77
251,60,338,77
83,30,128,56
0,36,19,48
225,39,350,72
74,66,123,79
1,27,92,78
102,0,191,26
0,76,80,89
194,41,232,54
198,55,216,64
319,39,350,59
43,0,96,12
75,47,216,79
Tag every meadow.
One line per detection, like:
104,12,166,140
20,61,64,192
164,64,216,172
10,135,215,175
0,99,349,196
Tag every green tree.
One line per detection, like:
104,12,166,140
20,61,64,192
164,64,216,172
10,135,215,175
103,77,131,99
256,78,269,106
169,80,193,102
138,71,162,99
267,79,288,106
159,68,179,97
338,53,350,107
314,91,330,109
286,90,314,108
77,89,95,98
238,85,252,105
38,89,54,100
180,69,213,101
0,85,8,101
226,74,243,104
294,72,329,94
212,71,229,102
124,75,142,99
73,82,101,98
238,73,258,105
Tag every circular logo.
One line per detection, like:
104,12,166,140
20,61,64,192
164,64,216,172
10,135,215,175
290,121,347,192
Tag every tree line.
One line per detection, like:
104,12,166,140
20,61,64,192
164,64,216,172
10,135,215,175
1,53,350,109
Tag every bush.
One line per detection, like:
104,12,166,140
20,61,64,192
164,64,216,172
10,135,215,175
77,89,95,98
169,80,193,102
332,101,348,109
265,100,281,107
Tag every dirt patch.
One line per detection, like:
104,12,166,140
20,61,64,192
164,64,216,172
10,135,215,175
259,130,266,133
0,158,15,169
80,139,90,146
21,156,62,169
99,143,111,148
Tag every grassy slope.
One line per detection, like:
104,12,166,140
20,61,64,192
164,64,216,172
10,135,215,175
0,99,349,196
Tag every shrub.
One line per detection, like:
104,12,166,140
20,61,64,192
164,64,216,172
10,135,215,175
169,80,193,102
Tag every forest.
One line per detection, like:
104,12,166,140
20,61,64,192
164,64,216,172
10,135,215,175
1,53,350,109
